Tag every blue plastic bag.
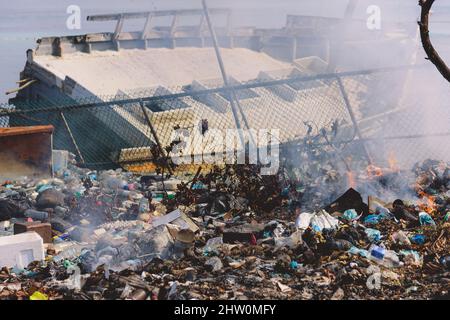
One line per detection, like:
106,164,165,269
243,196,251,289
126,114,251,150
410,234,426,245
363,214,380,225
343,209,358,221
348,246,369,258
419,212,436,226
365,228,381,242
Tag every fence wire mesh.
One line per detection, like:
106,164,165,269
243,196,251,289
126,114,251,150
1,65,449,173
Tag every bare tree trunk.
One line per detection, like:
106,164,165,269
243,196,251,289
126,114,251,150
419,0,450,82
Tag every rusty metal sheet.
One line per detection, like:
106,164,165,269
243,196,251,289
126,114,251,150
0,125,54,180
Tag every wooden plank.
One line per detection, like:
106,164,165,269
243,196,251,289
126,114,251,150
0,125,54,137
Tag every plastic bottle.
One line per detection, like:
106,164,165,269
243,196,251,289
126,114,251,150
53,246,81,262
391,231,411,245
332,239,353,251
139,197,150,214
381,250,403,268
24,209,48,221
369,244,403,268
54,206,69,218
116,189,131,198
121,259,146,272
102,175,125,190
375,205,393,219
369,244,385,262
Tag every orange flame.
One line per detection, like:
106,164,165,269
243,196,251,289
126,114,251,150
387,151,399,171
366,164,383,178
347,171,356,188
418,191,437,214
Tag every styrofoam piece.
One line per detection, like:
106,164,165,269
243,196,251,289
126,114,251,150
0,232,45,269
52,150,69,174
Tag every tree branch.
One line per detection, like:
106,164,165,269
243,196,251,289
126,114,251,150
419,0,450,82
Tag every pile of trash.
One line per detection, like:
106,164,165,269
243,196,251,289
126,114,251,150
0,156,449,300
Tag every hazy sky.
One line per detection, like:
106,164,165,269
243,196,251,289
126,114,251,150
1,0,449,103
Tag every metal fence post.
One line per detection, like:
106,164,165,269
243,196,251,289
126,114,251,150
202,0,255,149
60,111,86,165
139,101,173,175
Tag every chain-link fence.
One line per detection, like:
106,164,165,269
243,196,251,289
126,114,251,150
1,65,449,173
0,105,13,128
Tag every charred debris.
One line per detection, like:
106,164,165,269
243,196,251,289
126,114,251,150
0,138,449,300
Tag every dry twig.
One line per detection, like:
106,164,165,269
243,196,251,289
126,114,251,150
419,0,450,82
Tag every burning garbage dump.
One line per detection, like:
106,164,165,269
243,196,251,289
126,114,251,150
0,147,448,300
0,0,449,303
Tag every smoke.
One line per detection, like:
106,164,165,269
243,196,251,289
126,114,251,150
253,0,450,204
166,0,450,203
4,0,450,202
